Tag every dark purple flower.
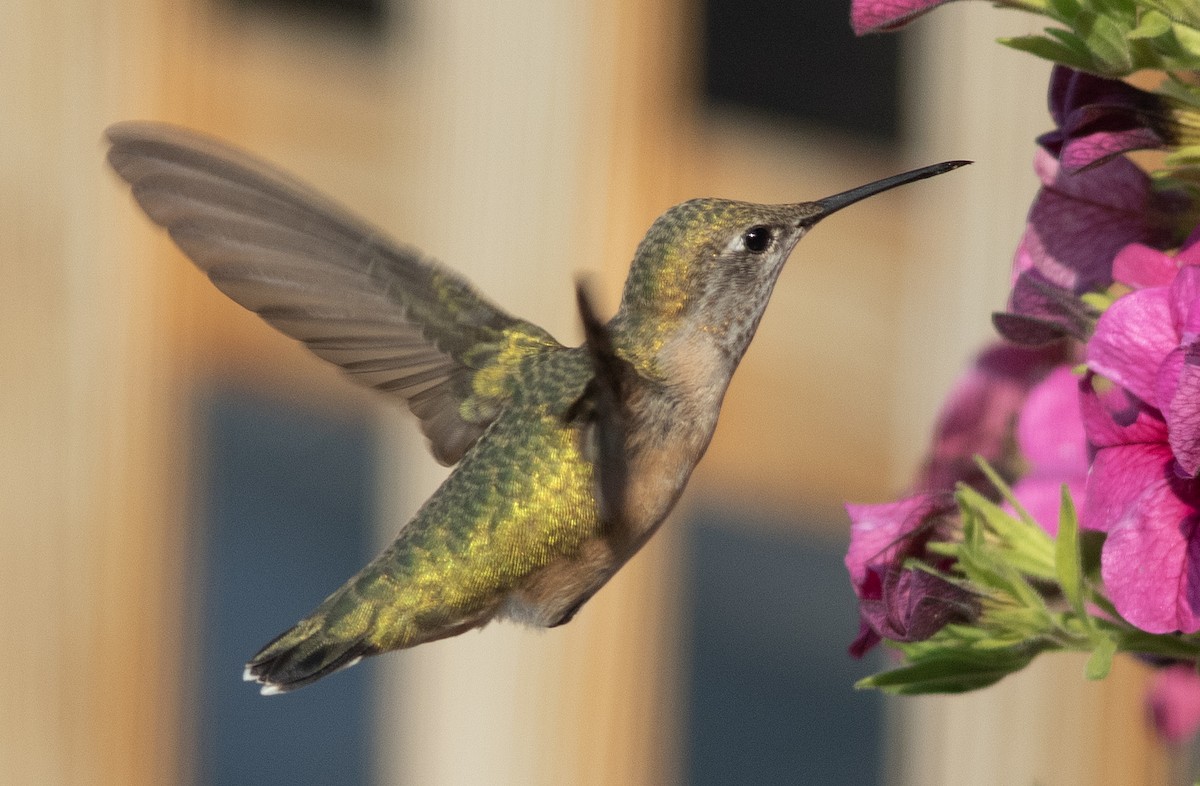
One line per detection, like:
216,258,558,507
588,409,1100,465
1038,66,1180,174
845,494,976,656
995,150,1183,345
1148,664,1200,744
853,561,979,653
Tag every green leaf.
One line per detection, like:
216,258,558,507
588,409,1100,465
1079,529,1106,576
1165,145,1200,168
983,606,1059,642
1055,486,1086,617
999,33,1099,71
1115,629,1200,661
957,478,1056,581
1048,0,1082,20
1128,10,1173,39
1085,635,1117,679
1045,25,1109,62
1078,12,1135,72
1084,0,1136,19
1168,21,1200,63
1139,0,1200,28
858,646,1040,695
1078,292,1107,311
1158,75,1200,109
1051,0,1089,19
970,459,1030,521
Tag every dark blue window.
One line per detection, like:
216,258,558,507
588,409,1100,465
703,0,903,142
194,387,380,785
684,512,886,785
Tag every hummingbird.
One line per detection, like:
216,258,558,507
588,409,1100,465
106,121,967,694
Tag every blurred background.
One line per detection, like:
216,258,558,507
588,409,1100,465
1,0,1177,783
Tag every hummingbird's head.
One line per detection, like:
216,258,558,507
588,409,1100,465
612,161,969,379
615,198,813,357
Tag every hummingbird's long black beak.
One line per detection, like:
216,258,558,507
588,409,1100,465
801,160,971,227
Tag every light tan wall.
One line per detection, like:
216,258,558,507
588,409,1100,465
2,2,189,782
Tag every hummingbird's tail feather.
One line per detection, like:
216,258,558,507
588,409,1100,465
243,559,501,694
243,616,380,695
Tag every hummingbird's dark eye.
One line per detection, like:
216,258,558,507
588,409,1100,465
742,225,772,254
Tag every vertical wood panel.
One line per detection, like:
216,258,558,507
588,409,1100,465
1,2,190,783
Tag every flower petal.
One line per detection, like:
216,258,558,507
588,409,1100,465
1059,124,1166,174
1112,243,1179,289
1079,374,1167,449
1011,475,1087,536
1179,225,1200,265
1170,265,1200,333
1164,346,1200,476
1099,444,1200,632
856,566,979,643
1018,366,1087,473
1025,151,1176,294
850,0,953,35
849,620,882,659
997,269,1096,344
1087,287,1177,406
1148,664,1200,744
1039,67,1176,172
914,342,1069,493
1083,443,1174,534
845,494,951,586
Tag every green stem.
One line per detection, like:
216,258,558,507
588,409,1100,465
1113,629,1200,662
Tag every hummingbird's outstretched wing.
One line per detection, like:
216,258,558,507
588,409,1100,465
107,122,560,465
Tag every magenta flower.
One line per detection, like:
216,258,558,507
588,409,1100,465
850,0,1049,35
1082,253,1200,632
850,0,955,35
914,341,1072,496
1111,227,1200,288
995,150,1183,345
1009,366,1088,534
1038,66,1179,174
1148,664,1200,744
845,495,977,656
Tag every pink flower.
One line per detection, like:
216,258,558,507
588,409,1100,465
1009,366,1088,534
845,495,977,656
1111,227,1200,290
1148,664,1200,744
850,0,956,35
1082,248,1200,632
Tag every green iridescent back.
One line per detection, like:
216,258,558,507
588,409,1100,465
328,346,601,651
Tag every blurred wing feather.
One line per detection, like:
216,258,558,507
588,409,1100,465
107,121,559,465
